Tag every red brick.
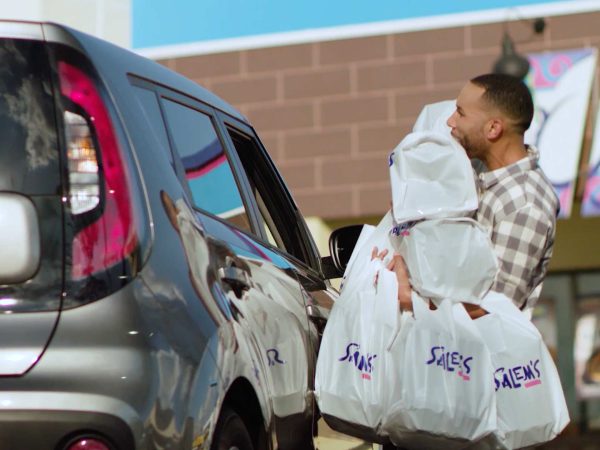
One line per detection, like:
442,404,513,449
537,39,592,54
284,68,351,100
246,103,314,132
211,75,277,105
518,41,551,55
358,185,392,217
258,133,282,162
321,95,389,126
357,122,413,154
321,156,389,187
246,44,313,73
395,87,460,121
283,128,352,159
394,27,465,57
277,160,317,190
319,36,388,65
550,12,600,41
470,21,545,51
294,189,354,219
174,52,241,78
357,60,427,92
432,52,497,84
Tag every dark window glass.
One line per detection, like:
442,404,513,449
228,128,313,266
0,39,59,195
161,99,251,231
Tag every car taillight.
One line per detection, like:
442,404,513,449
66,437,111,450
58,61,138,280
64,110,100,214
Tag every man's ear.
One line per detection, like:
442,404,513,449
485,118,503,140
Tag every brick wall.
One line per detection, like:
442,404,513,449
159,10,600,221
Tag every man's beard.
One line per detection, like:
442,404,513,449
456,133,486,161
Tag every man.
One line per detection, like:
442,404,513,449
377,74,558,450
445,73,559,316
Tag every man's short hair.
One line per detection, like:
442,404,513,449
470,73,534,133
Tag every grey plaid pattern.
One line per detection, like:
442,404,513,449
477,146,559,309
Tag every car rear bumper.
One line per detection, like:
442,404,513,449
0,392,137,449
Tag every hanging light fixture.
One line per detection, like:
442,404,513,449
492,17,546,80
492,32,530,80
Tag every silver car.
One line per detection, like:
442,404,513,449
0,20,339,450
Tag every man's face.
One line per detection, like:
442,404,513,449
446,82,490,160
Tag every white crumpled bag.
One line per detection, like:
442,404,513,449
383,294,497,449
413,99,456,136
469,291,570,450
397,218,498,303
341,210,395,294
389,131,478,223
315,258,399,442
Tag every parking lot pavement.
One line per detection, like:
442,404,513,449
536,431,600,449
314,419,373,450
315,420,600,450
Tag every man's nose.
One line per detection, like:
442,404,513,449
446,112,456,128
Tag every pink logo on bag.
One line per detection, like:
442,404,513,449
494,359,541,391
339,343,377,379
426,346,473,381
391,222,415,237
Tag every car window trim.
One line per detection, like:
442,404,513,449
126,75,259,232
214,112,324,276
156,93,264,235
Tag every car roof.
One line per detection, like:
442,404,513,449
36,20,248,122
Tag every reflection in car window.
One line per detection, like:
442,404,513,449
161,99,251,231
0,39,59,195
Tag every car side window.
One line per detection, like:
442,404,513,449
130,85,173,165
226,127,317,267
160,98,252,232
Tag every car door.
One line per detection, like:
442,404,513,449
157,93,317,449
214,114,338,408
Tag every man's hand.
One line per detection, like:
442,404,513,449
371,247,412,312
463,303,488,319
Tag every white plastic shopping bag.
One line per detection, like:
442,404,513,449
315,259,399,442
413,99,456,136
341,210,395,294
471,291,570,450
383,294,497,449
389,131,478,223
397,218,498,303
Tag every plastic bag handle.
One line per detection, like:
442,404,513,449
411,291,430,318
480,291,539,333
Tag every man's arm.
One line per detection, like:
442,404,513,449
489,205,553,308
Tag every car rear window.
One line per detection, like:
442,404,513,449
0,39,60,195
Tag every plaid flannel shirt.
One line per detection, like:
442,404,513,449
476,146,559,309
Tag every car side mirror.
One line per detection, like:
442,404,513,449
321,224,364,279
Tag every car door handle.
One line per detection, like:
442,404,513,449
218,266,251,298
306,304,326,319
306,304,328,334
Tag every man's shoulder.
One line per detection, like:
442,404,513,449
481,167,558,222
